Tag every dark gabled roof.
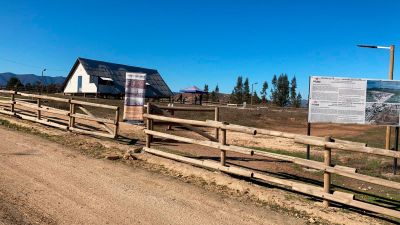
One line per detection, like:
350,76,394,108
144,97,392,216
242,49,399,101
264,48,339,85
62,57,173,98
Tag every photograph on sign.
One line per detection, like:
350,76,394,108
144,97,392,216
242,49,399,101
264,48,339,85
365,80,400,125
308,76,400,126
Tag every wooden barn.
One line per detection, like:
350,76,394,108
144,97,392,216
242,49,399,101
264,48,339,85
62,57,173,98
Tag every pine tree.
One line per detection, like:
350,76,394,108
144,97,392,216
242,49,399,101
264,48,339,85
290,76,297,107
271,74,290,107
231,76,243,104
203,84,209,101
271,75,277,104
252,91,261,104
293,92,302,108
6,77,23,90
243,78,250,103
260,81,268,103
211,85,219,102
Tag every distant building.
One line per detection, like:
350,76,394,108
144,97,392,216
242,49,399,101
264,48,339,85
62,57,173,98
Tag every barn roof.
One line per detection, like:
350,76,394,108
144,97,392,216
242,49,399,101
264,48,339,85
63,57,173,98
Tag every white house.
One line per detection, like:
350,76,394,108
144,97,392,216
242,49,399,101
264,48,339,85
62,57,173,98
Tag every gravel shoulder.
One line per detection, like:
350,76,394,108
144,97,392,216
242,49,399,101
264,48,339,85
0,127,304,225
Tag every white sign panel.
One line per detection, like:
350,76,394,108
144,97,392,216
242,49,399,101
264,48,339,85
309,76,400,126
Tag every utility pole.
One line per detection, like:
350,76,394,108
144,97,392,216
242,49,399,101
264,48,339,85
358,44,395,150
40,68,46,95
387,45,395,150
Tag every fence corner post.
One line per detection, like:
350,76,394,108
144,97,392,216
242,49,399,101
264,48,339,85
10,91,16,114
68,100,75,129
323,136,333,207
114,106,120,139
215,107,220,139
220,128,227,166
37,98,41,120
146,102,153,147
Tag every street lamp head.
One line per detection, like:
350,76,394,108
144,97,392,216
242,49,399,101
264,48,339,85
357,44,378,49
357,44,391,50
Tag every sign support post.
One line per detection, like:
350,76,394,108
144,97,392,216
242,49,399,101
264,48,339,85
386,45,395,150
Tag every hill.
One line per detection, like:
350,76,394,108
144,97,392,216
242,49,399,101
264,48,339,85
0,72,65,86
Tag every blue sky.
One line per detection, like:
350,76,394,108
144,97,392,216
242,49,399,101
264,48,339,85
0,0,399,97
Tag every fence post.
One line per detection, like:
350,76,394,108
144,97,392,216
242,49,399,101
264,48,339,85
220,128,227,166
215,107,220,139
323,136,333,207
167,109,174,130
114,106,120,139
10,91,15,113
37,98,41,120
146,102,153,147
306,122,311,159
69,101,76,128
394,127,399,175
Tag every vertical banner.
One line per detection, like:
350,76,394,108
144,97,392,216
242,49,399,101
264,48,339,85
123,72,147,124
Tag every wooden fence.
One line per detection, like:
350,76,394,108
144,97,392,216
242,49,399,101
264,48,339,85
143,103,400,219
0,90,119,138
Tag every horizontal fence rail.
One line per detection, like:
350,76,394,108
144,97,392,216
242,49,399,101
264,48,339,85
0,91,119,139
143,103,400,220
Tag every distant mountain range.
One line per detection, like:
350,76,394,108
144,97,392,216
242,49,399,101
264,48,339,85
0,72,66,86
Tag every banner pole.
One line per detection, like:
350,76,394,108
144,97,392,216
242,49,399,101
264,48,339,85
307,122,311,160
394,126,399,175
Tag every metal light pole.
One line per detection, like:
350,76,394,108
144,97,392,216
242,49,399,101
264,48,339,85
358,44,395,150
40,68,46,95
251,82,258,105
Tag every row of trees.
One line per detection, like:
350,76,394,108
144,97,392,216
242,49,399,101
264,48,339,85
203,84,220,102
228,74,302,107
5,77,62,93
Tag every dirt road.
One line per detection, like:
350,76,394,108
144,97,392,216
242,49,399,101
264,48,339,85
0,127,304,225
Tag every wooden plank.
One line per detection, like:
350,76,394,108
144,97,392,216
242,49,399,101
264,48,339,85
18,114,68,130
0,109,16,116
295,136,400,159
14,101,70,116
78,106,114,135
143,105,215,112
144,114,257,135
70,99,118,110
68,127,115,138
143,147,253,178
245,127,367,147
182,124,219,142
153,105,219,142
0,90,16,94
18,93,70,103
144,129,254,155
252,149,400,190
71,113,115,124
144,146,400,219
0,100,13,105
252,172,400,219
